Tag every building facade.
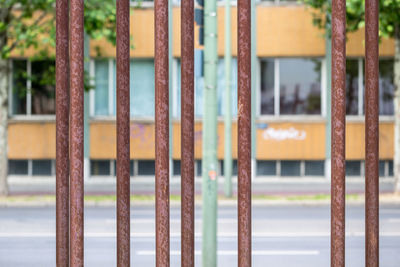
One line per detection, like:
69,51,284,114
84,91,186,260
7,3,396,179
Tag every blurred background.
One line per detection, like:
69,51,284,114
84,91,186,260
1,0,400,266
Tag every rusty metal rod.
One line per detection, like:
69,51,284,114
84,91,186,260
116,0,131,266
155,0,170,264
238,0,252,265
181,0,195,265
365,0,380,265
331,0,346,265
56,0,69,266
181,3,195,267
69,0,84,266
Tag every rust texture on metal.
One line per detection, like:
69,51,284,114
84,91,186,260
116,0,131,266
69,0,84,266
56,0,70,266
365,0,380,265
238,0,252,265
155,0,170,265
181,0,195,265
331,0,346,265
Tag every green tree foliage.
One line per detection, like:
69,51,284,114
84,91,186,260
303,0,400,38
0,0,117,93
1,0,116,58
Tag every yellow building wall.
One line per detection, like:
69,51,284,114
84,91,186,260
7,121,395,160
8,122,56,159
10,6,395,59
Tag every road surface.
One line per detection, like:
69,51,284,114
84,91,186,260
0,204,399,266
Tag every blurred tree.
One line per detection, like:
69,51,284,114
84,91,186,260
0,0,117,195
303,0,400,192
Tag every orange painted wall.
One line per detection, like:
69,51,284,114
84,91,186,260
8,122,56,159
8,120,394,160
10,6,395,59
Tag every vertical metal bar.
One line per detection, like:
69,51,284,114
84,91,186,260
331,0,346,265
238,0,252,264
69,0,84,266
155,0,170,264
365,0,380,265
181,0,195,265
116,0,131,266
56,0,69,266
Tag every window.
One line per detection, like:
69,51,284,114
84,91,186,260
11,60,27,115
174,58,238,118
346,161,361,176
10,59,55,115
260,58,322,116
92,59,155,117
8,160,28,175
260,59,274,115
279,58,321,114
345,58,394,116
346,59,360,115
379,160,385,177
91,160,111,176
305,160,324,176
94,60,110,116
257,160,276,176
389,160,394,176
138,160,155,175
173,160,181,176
281,160,301,176
32,160,52,176
31,60,55,114
130,59,155,117
379,59,394,115
220,160,238,176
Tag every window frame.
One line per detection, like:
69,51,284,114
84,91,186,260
258,57,325,118
9,59,57,118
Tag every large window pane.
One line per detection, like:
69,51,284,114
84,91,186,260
260,59,274,115
94,60,109,115
31,60,55,114
130,59,155,117
379,59,394,115
175,58,237,118
346,59,359,115
12,60,27,115
279,58,321,115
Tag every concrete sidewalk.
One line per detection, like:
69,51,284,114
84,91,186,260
7,175,396,195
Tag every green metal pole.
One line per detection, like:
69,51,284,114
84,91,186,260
224,0,232,197
251,0,256,179
202,0,218,263
84,32,90,180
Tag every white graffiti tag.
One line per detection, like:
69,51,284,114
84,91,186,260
262,127,306,141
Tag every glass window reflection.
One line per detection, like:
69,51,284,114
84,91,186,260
279,58,321,115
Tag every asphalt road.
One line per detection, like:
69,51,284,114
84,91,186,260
0,205,399,266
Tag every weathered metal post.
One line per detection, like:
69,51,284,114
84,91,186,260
181,0,195,265
331,0,346,265
238,0,252,264
116,0,131,265
69,0,84,266
155,0,170,264
365,0,380,265
56,0,69,265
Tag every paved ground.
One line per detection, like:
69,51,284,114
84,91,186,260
8,176,396,195
0,204,399,266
